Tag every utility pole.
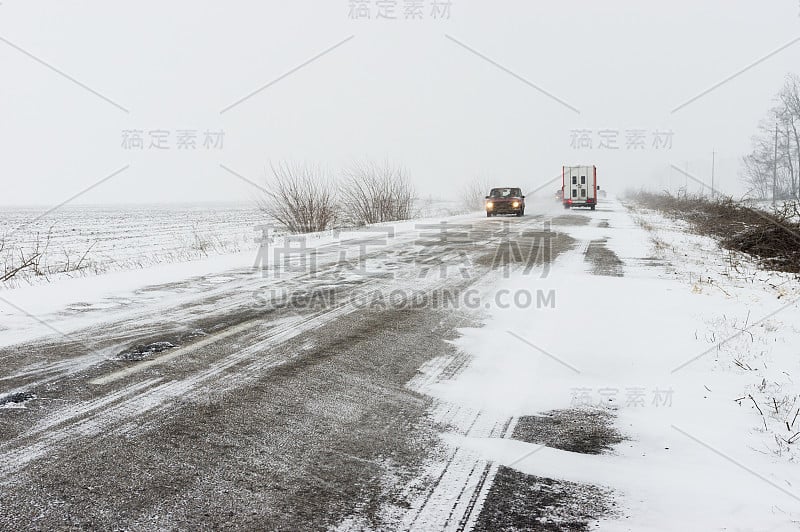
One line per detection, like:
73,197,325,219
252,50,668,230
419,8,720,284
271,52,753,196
711,150,715,199
685,161,689,193
788,124,794,200
773,123,778,207
668,164,673,192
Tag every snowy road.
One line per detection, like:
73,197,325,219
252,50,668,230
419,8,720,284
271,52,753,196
0,204,568,530
1,198,799,530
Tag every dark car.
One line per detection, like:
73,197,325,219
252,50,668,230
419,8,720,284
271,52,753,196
485,187,525,217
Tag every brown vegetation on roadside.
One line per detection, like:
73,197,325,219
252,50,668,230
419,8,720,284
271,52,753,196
631,191,800,273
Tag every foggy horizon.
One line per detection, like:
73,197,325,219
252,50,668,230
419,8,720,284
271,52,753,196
2,1,800,206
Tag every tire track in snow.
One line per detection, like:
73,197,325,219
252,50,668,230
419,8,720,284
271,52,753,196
397,353,518,532
0,377,163,480
0,300,360,482
0,254,473,483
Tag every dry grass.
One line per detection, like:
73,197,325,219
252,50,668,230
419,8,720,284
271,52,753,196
0,228,102,284
259,162,340,234
459,177,491,213
630,191,800,273
341,160,416,224
259,160,417,233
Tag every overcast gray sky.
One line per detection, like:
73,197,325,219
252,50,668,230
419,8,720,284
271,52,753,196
1,0,799,206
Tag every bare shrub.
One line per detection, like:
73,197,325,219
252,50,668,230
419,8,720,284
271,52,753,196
259,162,339,234
0,225,103,285
460,177,491,212
341,161,416,224
1,228,52,283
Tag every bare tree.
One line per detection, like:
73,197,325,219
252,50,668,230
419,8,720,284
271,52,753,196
258,162,339,234
460,177,491,212
740,149,773,200
780,73,800,199
742,74,800,200
341,160,416,224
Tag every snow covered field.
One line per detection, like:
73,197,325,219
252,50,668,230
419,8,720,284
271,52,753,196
0,200,462,289
0,203,263,287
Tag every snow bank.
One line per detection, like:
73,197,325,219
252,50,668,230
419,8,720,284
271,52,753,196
428,198,800,530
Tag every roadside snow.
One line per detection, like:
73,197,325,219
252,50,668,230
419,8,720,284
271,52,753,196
427,198,800,531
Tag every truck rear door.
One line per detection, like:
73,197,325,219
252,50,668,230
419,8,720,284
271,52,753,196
565,166,589,205
586,166,596,202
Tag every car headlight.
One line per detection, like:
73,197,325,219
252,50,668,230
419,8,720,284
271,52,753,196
512,201,519,208
486,202,494,209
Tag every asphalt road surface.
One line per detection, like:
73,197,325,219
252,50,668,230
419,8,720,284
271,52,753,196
0,206,623,531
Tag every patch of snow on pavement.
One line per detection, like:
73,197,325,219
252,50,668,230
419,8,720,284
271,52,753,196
428,198,800,531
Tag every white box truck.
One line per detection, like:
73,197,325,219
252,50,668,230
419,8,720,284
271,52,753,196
562,165,599,210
